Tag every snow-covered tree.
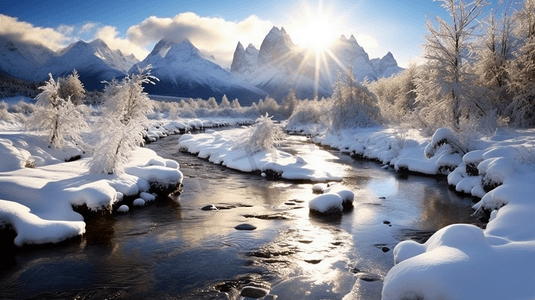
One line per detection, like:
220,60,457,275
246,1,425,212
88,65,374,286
282,89,299,119
206,97,219,109
220,94,231,108
368,64,419,126
239,113,284,153
58,70,85,105
416,0,488,130
88,66,157,174
505,0,535,127
474,7,514,115
231,98,242,109
330,71,381,131
26,73,89,148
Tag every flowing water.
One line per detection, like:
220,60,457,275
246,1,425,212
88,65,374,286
0,129,484,300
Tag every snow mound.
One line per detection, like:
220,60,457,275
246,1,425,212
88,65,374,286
0,199,85,246
178,128,343,182
309,193,343,215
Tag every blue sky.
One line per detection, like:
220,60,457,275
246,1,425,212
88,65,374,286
0,0,520,68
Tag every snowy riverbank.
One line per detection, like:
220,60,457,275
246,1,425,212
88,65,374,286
286,125,535,299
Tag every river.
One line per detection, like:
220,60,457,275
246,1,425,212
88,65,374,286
0,129,484,300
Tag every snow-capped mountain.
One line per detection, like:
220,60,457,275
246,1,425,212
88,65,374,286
42,39,136,90
231,26,404,100
130,39,267,105
0,37,57,81
0,36,138,90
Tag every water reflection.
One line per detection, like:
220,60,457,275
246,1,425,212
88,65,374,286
0,130,483,300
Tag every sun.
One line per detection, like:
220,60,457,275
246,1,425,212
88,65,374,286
287,1,342,52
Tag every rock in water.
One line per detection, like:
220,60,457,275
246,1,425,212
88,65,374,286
201,204,218,211
240,286,269,298
235,223,257,230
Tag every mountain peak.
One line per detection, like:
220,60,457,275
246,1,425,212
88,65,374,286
165,40,202,62
89,38,108,48
258,26,295,66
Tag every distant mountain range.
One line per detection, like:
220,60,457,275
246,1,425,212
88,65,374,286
231,27,403,100
0,26,403,103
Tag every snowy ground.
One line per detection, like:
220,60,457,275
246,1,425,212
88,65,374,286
0,121,185,246
288,125,535,300
177,127,344,182
2,99,535,298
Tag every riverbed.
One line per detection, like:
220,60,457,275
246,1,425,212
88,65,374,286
0,129,484,299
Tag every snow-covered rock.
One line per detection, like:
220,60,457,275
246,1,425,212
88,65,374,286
309,193,343,215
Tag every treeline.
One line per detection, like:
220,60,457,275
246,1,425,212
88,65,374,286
0,72,43,98
368,0,535,131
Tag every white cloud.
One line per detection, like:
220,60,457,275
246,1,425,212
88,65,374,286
94,25,149,61
0,12,273,68
123,12,273,66
79,22,97,34
0,14,70,51
356,34,379,50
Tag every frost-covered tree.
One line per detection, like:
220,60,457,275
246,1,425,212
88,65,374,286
474,7,514,115
88,66,157,174
26,73,89,148
368,64,419,126
58,70,85,105
239,113,285,153
505,0,535,127
220,94,231,108
231,98,242,109
206,97,219,109
416,0,488,130
330,71,382,131
282,89,299,119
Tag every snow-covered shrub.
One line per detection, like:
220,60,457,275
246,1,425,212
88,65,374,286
0,101,15,123
253,96,281,119
26,73,89,148
239,113,284,153
424,127,467,159
88,66,157,174
285,98,330,133
8,100,35,115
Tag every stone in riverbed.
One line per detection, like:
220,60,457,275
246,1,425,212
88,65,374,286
240,286,269,298
235,223,257,230
201,204,218,211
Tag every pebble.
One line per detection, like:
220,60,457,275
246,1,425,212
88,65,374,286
235,223,257,230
